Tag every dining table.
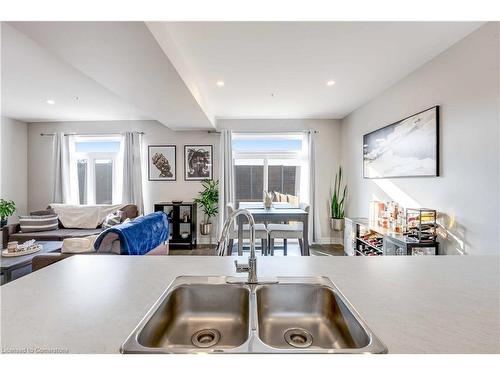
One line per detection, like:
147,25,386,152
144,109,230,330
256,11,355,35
237,202,310,256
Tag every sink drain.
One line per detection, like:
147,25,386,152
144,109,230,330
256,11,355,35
284,328,313,348
191,329,221,348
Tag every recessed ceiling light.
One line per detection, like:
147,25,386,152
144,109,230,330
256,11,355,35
46,99,55,105
326,80,336,87
216,80,225,87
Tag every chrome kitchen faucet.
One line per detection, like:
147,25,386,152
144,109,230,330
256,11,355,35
216,208,258,284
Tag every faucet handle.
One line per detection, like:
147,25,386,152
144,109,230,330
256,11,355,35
234,260,250,273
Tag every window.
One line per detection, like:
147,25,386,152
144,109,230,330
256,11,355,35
268,165,297,195
232,133,309,206
70,137,123,205
234,161,264,202
77,159,88,204
94,159,114,204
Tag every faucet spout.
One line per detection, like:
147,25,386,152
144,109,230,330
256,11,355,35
216,208,258,284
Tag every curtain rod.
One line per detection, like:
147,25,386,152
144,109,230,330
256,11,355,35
207,130,319,134
40,131,145,137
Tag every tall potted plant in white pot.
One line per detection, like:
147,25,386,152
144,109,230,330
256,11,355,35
331,166,347,231
194,179,219,236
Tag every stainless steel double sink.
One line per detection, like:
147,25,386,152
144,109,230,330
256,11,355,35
121,276,387,354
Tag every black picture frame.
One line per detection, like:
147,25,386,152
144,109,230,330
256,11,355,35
184,145,213,181
148,145,177,181
363,106,440,179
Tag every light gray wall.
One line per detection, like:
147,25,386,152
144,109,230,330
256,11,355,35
497,22,500,251
218,118,342,243
28,118,342,244
27,120,219,242
340,23,500,255
1,116,28,223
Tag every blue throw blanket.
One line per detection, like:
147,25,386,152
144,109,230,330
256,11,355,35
94,212,169,255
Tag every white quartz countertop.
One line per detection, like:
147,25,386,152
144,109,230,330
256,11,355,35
1,255,499,354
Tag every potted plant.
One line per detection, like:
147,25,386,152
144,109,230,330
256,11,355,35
331,166,347,231
194,179,219,235
0,199,16,228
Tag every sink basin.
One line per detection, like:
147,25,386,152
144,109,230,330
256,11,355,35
256,283,371,351
121,277,250,353
121,276,387,354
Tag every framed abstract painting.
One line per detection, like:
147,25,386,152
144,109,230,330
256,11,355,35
363,106,439,178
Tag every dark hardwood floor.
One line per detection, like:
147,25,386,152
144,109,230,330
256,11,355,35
169,239,344,256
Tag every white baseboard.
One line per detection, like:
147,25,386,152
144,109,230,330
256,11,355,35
197,236,216,245
314,237,343,245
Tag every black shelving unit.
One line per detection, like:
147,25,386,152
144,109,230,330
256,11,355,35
406,208,438,242
154,202,197,249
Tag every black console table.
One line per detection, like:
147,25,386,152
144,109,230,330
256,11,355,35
154,202,197,249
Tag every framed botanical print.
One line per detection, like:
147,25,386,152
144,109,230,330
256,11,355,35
148,145,176,181
184,145,213,181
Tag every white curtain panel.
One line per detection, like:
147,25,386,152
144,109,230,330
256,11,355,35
52,133,74,204
218,129,235,237
122,132,144,214
308,130,322,244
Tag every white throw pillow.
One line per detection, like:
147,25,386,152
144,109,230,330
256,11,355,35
61,235,98,254
102,211,123,229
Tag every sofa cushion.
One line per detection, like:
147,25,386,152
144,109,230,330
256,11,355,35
121,204,139,220
61,235,99,254
10,228,103,243
30,208,56,216
31,207,65,228
10,231,62,243
277,192,287,202
286,194,299,206
102,211,123,229
19,214,59,232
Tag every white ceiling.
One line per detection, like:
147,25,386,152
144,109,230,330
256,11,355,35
4,22,214,129
150,21,483,119
1,23,151,123
1,21,483,128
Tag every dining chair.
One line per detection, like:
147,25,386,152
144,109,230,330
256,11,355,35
267,203,310,256
225,203,269,256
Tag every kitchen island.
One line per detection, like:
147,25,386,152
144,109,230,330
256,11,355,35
1,255,499,354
